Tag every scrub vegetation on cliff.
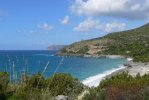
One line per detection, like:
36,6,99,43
60,23,149,62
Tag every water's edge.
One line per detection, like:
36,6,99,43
82,57,132,87
82,65,125,87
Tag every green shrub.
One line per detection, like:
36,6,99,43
83,72,149,100
82,88,104,100
47,73,84,97
2,72,84,100
61,48,67,53
77,46,89,54
0,72,9,100
27,73,46,89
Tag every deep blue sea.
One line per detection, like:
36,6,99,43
0,50,127,83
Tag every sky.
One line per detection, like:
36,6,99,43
0,0,149,50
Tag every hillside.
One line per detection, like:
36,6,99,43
60,23,149,62
47,45,66,50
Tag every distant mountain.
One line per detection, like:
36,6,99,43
48,45,66,50
60,23,149,62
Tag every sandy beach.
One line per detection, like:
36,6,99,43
83,54,125,59
126,62,149,76
82,66,126,87
83,60,149,87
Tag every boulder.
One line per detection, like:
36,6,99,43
55,95,68,100
123,63,132,68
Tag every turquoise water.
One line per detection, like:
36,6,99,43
0,50,127,81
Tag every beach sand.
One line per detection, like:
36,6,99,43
82,66,126,87
83,61,149,87
126,62,149,76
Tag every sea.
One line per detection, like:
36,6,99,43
0,50,127,87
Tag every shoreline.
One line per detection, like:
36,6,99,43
83,54,125,59
82,65,126,87
59,53,149,88
82,60,149,87
58,53,127,59
81,56,129,87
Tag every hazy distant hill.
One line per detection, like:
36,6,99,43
48,45,66,50
60,23,149,62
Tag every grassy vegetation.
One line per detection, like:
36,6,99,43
0,72,84,100
102,23,149,62
60,23,149,62
0,72,9,100
83,72,149,100
103,42,149,62
1,71,149,100
76,46,89,54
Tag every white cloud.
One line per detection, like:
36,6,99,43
74,18,100,32
70,0,149,20
103,22,126,33
29,23,53,34
61,16,70,24
74,18,126,33
37,23,53,31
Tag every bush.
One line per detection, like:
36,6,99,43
0,72,84,100
9,88,43,100
82,88,104,100
27,72,46,89
77,46,89,54
0,72,9,99
47,73,84,97
83,72,149,100
61,48,67,53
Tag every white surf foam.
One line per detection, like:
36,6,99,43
127,58,133,61
82,65,125,87
34,54,54,56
